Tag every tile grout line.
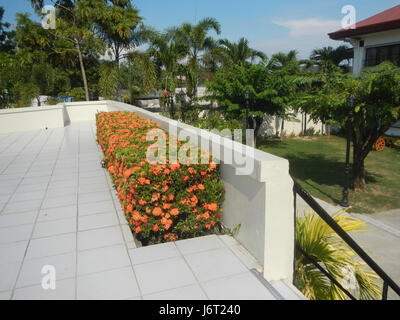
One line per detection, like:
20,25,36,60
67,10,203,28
0,131,35,175
90,120,145,300
9,128,64,299
16,129,70,296
0,133,25,173
0,131,43,213
0,132,14,154
127,237,234,267
173,242,211,300
74,123,81,300
1,131,44,176
174,236,267,299
6,275,76,292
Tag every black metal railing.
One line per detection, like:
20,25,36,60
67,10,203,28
293,179,400,300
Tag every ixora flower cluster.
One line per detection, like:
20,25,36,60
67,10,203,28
96,111,225,245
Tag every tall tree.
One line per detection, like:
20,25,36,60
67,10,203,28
30,0,105,101
122,51,157,103
205,62,282,146
294,61,400,190
0,6,15,52
88,0,144,100
271,50,298,68
217,37,266,67
147,33,187,92
170,18,221,101
0,6,16,108
5,13,57,107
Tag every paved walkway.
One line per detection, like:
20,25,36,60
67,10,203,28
0,122,302,300
296,195,400,300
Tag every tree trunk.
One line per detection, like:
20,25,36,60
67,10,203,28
280,118,285,138
275,116,280,137
115,49,121,101
249,116,264,148
353,151,366,190
76,41,90,101
303,113,307,136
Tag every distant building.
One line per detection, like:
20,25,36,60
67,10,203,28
329,5,400,76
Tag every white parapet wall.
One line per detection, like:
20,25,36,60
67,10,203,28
61,101,109,123
0,105,65,134
0,100,295,283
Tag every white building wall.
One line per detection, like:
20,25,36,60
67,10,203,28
351,29,400,76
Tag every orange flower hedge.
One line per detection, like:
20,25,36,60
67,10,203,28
96,111,225,245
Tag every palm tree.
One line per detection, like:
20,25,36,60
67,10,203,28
147,33,187,90
122,51,157,103
310,45,353,66
295,209,381,300
91,1,143,101
271,50,298,68
147,33,187,115
217,37,266,67
202,46,226,78
169,17,221,101
30,0,99,101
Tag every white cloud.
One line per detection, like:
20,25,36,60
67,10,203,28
273,18,341,37
254,36,343,60
254,18,345,59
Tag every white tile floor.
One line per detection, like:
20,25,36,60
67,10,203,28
0,122,303,300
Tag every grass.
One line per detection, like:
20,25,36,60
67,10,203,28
257,135,400,214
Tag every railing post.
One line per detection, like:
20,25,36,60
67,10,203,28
382,281,388,300
262,166,295,282
293,178,400,298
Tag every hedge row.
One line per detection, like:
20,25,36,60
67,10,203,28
96,111,225,244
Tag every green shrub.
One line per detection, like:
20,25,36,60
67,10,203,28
96,111,225,245
68,88,86,102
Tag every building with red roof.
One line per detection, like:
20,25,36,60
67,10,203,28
329,5,400,75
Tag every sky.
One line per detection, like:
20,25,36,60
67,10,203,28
1,0,399,59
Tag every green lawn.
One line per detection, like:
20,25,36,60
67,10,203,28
257,135,400,214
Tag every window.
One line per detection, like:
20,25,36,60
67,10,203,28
365,44,400,67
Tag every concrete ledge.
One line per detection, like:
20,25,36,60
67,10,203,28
57,101,109,124
0,106,64,134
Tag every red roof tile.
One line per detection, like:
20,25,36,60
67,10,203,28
329,5,400,40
